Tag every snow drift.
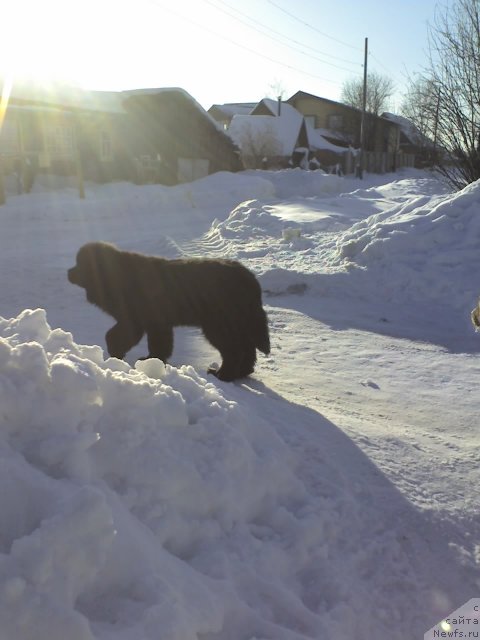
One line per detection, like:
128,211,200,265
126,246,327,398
1,307,462,640
0,308,305,640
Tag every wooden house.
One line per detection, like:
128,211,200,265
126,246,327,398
0,84,242,190
228,97,347,170
382,112,437,168
287,90,400,154
122,88,242,184
0,84,127,190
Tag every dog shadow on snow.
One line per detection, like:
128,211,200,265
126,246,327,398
220,375,480,638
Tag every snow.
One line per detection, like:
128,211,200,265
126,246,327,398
228,102,344,157
0,166,479,639
228,114,302,156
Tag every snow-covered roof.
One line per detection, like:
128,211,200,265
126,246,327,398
228,114,302,156
4,83,228,136
259,98,304,122
6,82,124,113
229,100,346,156
382,112,434,147
121,87,227,134
209,102,257,117
258,99,347,153
306,126,348,153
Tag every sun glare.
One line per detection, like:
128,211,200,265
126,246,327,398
0,75,13,130
1,0,312,108
1,0,137,89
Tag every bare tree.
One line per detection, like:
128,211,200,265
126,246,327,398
400,77,439,165
405,0,480,188
233,122,282,169
267,79,288,101
401,77,439,144
341,71,395,116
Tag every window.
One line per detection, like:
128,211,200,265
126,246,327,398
327,114,344,130
305,115,316,128
45,124,75,156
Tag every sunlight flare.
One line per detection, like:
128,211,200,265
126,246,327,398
0,75,13,131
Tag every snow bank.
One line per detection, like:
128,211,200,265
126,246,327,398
243,168,346,198
1,308,443,640
0,308,308,640
333,179,480,310
190,175,478,329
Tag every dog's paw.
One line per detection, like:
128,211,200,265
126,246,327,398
207,362,220,376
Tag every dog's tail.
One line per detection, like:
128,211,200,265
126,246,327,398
253,306,270,355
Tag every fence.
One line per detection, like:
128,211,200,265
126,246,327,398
343,150,416,175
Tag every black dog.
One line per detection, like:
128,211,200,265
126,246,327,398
68,242,270,381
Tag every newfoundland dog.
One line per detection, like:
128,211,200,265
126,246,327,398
68,242,270,381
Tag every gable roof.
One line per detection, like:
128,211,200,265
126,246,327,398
4,82,124,113
256,99,345,152
208,102,257,118
254,98,304,120
122,87,227,133
3,83,227,132
228,114,302,156
287,90,350,112
288,90,402,126
382,112,434,147
228,107,346,156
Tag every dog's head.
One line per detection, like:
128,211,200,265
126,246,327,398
68,242,120,306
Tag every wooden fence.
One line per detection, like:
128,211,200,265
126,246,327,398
343,150,415,175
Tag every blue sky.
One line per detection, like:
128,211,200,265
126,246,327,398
1,0,442,111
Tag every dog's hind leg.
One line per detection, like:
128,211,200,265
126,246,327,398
146,325,174,362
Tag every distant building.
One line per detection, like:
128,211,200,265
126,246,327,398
0,83,243,189
208,102,257,129
382,112,436,167
122,89,242,184
287,90,400,153
228,97,353,171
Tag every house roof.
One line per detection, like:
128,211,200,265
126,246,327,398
122,87,227,133
208,102,257,117
228,106,346,156
5,82,124,113
288,90,401,126
382,112,434,147
307,127,349,152
259,99,346,151
3,83,230,139
228,114,301,156
255,98,304,121
287,90,350,112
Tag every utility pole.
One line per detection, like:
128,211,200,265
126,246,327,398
357,37,368,179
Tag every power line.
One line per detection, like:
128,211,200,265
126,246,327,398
267,0,363,52
201,0,361,70
148,0,347,88
369,52,391,75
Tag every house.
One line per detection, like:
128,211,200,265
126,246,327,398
287,90,400,155
208,102,257,129
382,112,436,167
0,83,242,190
228,97,347,170
0,84,125,190
122,88,242,184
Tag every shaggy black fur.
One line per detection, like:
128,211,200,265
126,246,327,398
68,242,270,381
